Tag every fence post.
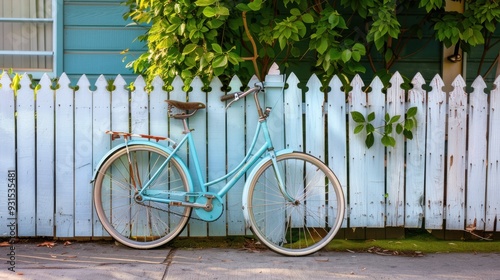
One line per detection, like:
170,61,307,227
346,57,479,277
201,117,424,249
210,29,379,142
264,63,286,151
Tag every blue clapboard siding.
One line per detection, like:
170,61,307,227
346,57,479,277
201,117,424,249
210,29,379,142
63,0,144,83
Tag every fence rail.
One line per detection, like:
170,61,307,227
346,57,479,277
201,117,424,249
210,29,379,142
0,68,499,238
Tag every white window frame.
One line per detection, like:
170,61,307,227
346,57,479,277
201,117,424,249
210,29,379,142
0,0,61,79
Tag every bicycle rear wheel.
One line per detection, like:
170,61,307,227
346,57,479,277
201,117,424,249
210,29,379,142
93,145,191,249
246,152,345,256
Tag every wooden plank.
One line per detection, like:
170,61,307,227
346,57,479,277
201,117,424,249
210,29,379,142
16,74,36,236
243,75,262,236
63,53,137,75
365,76,385,227
74,75,93,237
64,28,145,50
187,76,208,237
386,72,406,227
168,76,189,236
348,75,367,228
284,73,303,152
92,75,111,237
207,77,227,236
327,75,348,227
405,73,426,228
0,73,16,237
305,74,326,227
226,76,246,236
131,75,148,134
55,73,75,237
446,75,467,230
64,3,129,26
486,75,500,231
148,76,168,139
264,68,285,151
467,76,488,231
112,75,129,137
425,75,447,229
35,74,55,236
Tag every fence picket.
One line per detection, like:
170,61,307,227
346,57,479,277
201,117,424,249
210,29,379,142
169,76,189,237
365,76,385,227
446,75,467,230
405,73,426,228
149,76,169,139
327,75,348,226
284,73,303,152
467,76,488,231
36,74,55,236
92,75,111,237
487,76,500,232
55,73,75,237
425,75,447,229
386,72,406,227
226,76,246,236
16,74,36,236
131,75,148,134
207,77,227,236
348,75,367,227
0,73,16,237
188,76,208,236
74,75,94,236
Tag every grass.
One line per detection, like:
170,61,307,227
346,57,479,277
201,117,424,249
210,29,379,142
167,231,500,255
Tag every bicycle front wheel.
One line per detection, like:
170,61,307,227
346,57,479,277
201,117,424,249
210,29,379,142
93,145,191,249
246,152,345,256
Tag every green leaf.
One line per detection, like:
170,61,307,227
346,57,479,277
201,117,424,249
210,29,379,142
203,7,216,17
212,54,228,68
317,38,328,54
235,3,250,12
212,43,223,54
366,123,375,134
182,44,198,55
248,0,262,11
341,49,352,63
214,6,230,16
396,123,403,134
354,124,365,134
290,8,301,16
403,130,414,140
367,112,375,122
382,135,396,147
390,115,401,124
302,13,314,24
195,0,217,6
366,133,375,148
351,111,366,123
407,107,417,118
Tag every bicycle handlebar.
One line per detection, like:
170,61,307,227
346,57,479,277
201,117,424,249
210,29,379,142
220,83,263,103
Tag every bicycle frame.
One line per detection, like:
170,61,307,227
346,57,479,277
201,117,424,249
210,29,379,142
138,115,294,206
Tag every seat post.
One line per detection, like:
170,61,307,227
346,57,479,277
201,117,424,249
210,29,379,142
181,118,191,134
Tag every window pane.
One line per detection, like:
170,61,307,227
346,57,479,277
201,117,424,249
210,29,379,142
0,0,54,72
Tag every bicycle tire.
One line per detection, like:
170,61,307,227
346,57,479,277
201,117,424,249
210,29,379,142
93,145,191,249
246,152,345,256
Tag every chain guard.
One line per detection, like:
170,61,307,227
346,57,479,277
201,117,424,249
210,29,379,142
194,194,224,222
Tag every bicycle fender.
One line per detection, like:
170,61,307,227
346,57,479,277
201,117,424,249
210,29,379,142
241,149,295,229
90,140,193,191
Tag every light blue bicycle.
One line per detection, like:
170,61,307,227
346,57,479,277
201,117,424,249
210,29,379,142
92,83,345,256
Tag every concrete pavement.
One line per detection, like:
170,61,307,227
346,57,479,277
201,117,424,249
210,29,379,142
1,241,500,279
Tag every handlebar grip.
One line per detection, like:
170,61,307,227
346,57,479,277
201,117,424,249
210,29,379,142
220,92,241,102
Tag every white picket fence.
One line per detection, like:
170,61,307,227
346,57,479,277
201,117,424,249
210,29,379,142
0,68,499,238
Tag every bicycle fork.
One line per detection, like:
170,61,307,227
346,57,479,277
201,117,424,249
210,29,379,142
268,149,298,204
